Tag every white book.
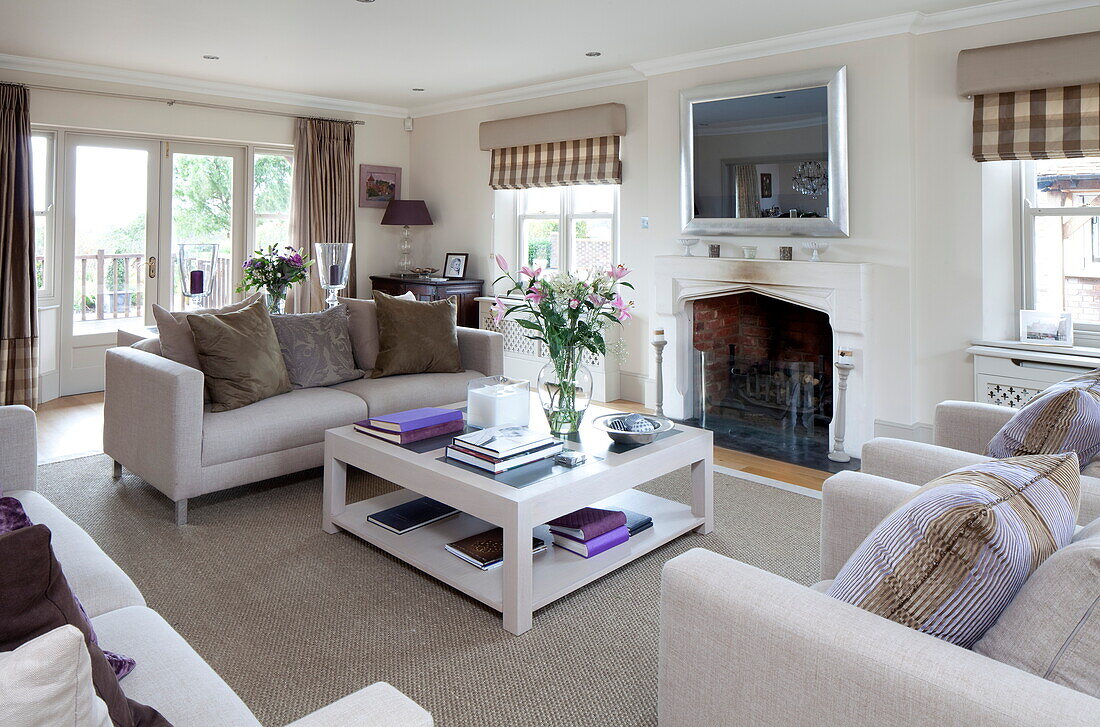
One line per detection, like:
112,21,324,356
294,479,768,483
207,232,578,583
453,425,556,458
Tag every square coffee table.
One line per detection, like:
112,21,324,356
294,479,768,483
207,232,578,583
322,402,713,635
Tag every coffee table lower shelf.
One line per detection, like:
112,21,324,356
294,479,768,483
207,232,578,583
331,488,704,613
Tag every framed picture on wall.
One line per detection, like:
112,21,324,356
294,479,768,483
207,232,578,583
443,252,469,279
1019,310,1073,347
359,164,402,208
760,172,773,199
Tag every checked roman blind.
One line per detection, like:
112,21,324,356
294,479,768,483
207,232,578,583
959,32,1100,162
480,103,626,189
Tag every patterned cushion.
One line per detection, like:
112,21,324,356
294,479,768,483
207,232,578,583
987,369,1100,467
827,454,1081,647
270,305,363,389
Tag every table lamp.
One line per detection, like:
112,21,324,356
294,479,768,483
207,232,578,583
380,200,433,276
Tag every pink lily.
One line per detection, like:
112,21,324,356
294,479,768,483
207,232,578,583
608,264,631,281
611,294,633,322
491,296,508,324
587,293,608,307
494,254,510,273
520,265,542,280
525,285,546,305
569,298,581,310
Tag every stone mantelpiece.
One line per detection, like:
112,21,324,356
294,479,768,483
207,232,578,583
653,255,873,457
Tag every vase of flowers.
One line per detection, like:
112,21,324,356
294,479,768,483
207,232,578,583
492,256,633,435
237,245,313,314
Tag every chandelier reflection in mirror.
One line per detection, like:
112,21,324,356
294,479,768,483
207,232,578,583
792,161,828,198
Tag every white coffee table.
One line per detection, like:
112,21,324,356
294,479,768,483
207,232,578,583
322,403,713,635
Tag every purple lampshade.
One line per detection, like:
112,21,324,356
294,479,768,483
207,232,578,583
380,199,433,227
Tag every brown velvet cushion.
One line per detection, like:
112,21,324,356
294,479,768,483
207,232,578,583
187,300,292,412
151,292,263,371
370,291,463,378
0,524,171,727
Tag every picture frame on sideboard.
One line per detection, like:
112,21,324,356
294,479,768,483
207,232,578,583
443,252,469,279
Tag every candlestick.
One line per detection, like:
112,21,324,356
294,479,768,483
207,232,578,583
652,330,668,418
828,359,855,463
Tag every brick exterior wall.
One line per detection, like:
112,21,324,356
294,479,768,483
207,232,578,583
1064,276,1100,325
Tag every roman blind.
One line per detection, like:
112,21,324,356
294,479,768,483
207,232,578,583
479,103,626,189
959,32,1100,162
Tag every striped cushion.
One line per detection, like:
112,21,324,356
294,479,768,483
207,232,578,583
988,369,1100,466
827,454,1081,647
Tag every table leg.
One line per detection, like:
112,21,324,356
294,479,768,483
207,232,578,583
502,517,534,635
691,455,714,534
323,449,347,535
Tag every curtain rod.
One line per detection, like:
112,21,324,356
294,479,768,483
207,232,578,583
18,82,366,125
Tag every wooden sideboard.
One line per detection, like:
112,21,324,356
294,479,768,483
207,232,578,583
368,275,484,328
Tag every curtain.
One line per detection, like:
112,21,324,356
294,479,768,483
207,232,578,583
972,84,1100,162
0,83,37,408
734,164,761,218
288,117,356,312
489,135,621,189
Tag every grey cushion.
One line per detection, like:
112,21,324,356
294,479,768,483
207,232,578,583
90,606,261,727
201,387,367,466
270,306,363,389
973,529,1100,698
332,371,483,417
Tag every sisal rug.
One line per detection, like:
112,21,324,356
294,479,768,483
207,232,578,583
38,455,821,727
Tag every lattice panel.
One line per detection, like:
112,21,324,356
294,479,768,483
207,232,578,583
984,382,1042,408
581,348,601,367
484,315,540,357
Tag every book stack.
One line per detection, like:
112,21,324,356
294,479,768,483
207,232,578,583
548,507,652,558
445,528,547,570
445,425,563,473
354,407,464,444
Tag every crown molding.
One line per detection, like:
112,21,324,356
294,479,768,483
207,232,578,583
911,0,1100,33
0,53,409,119
408,69,644,118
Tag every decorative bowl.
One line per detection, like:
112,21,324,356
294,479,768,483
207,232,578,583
410,267,439,277
591,413,674,445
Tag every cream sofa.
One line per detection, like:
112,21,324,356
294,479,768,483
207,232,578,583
1,404,432,727
104,307,503,524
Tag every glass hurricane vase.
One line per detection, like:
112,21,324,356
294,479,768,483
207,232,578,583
537,347,593,436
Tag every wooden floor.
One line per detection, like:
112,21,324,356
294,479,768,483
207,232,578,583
33,393,830,490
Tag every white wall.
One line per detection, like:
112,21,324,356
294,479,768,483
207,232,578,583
408,4,1100,433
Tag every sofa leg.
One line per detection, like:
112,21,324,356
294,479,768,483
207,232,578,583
112,460,123,479
175,499,188,526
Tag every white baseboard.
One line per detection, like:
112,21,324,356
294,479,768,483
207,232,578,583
874,419,934,443
617,372,653,408
38,371,59,404
715,465,823,499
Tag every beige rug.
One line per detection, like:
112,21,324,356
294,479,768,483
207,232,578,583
38,455,821,727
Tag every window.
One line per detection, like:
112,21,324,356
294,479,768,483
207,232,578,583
1023,158,1100,332
517,184,618,275
253,151,293,248
31,131,55,296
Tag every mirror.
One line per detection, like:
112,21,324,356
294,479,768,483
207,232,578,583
681,67,848,238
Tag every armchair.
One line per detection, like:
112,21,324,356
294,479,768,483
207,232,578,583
658,470,1100,726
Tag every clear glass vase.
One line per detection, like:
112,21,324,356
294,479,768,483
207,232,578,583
265,284,288,315
537,347,593,436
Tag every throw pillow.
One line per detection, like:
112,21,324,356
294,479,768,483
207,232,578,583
0,524,171,727
340,291,416,372
973,531,1100,698
151,292,263,371
370,291,463,378
987,369,1100,467
0,625,112,727
186,300,292,412
270,305,363,389
827,454,1081,648
0,497,135,680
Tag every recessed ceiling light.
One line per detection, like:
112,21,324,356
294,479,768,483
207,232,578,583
202,55,220,60
412,88,425,92
773,95,786,99
355,0,376,3
585,51,602,57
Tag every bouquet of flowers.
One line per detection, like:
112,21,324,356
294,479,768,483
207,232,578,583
237,245,313,314
491,255,633,434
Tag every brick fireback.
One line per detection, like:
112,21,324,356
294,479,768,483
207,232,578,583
692,292,832,411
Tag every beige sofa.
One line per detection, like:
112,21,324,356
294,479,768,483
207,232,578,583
104,304,503,525
2,404,432,727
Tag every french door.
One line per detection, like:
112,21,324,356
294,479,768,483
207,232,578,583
59,135,245,394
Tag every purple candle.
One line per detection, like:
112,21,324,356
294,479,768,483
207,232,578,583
189,269,204,295
328,263,341,286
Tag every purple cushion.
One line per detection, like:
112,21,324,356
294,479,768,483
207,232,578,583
0,497,136,679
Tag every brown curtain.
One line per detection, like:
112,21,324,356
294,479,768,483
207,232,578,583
288,117,356,312
972,84,1100,162
0,83,37,408
489,135,621,189
734,164,761,218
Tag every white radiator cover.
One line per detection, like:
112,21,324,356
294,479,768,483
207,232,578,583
969,341,1100,408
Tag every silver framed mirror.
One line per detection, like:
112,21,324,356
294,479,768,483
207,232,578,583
680,66,848,238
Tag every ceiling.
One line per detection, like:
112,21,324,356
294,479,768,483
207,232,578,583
0,0,1067,112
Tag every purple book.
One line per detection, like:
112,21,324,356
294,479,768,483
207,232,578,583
547,507,627,541
368,407,463,433
552,525,629,558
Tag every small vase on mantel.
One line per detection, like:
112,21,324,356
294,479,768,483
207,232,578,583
265,284,288,315
537,346,593,436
